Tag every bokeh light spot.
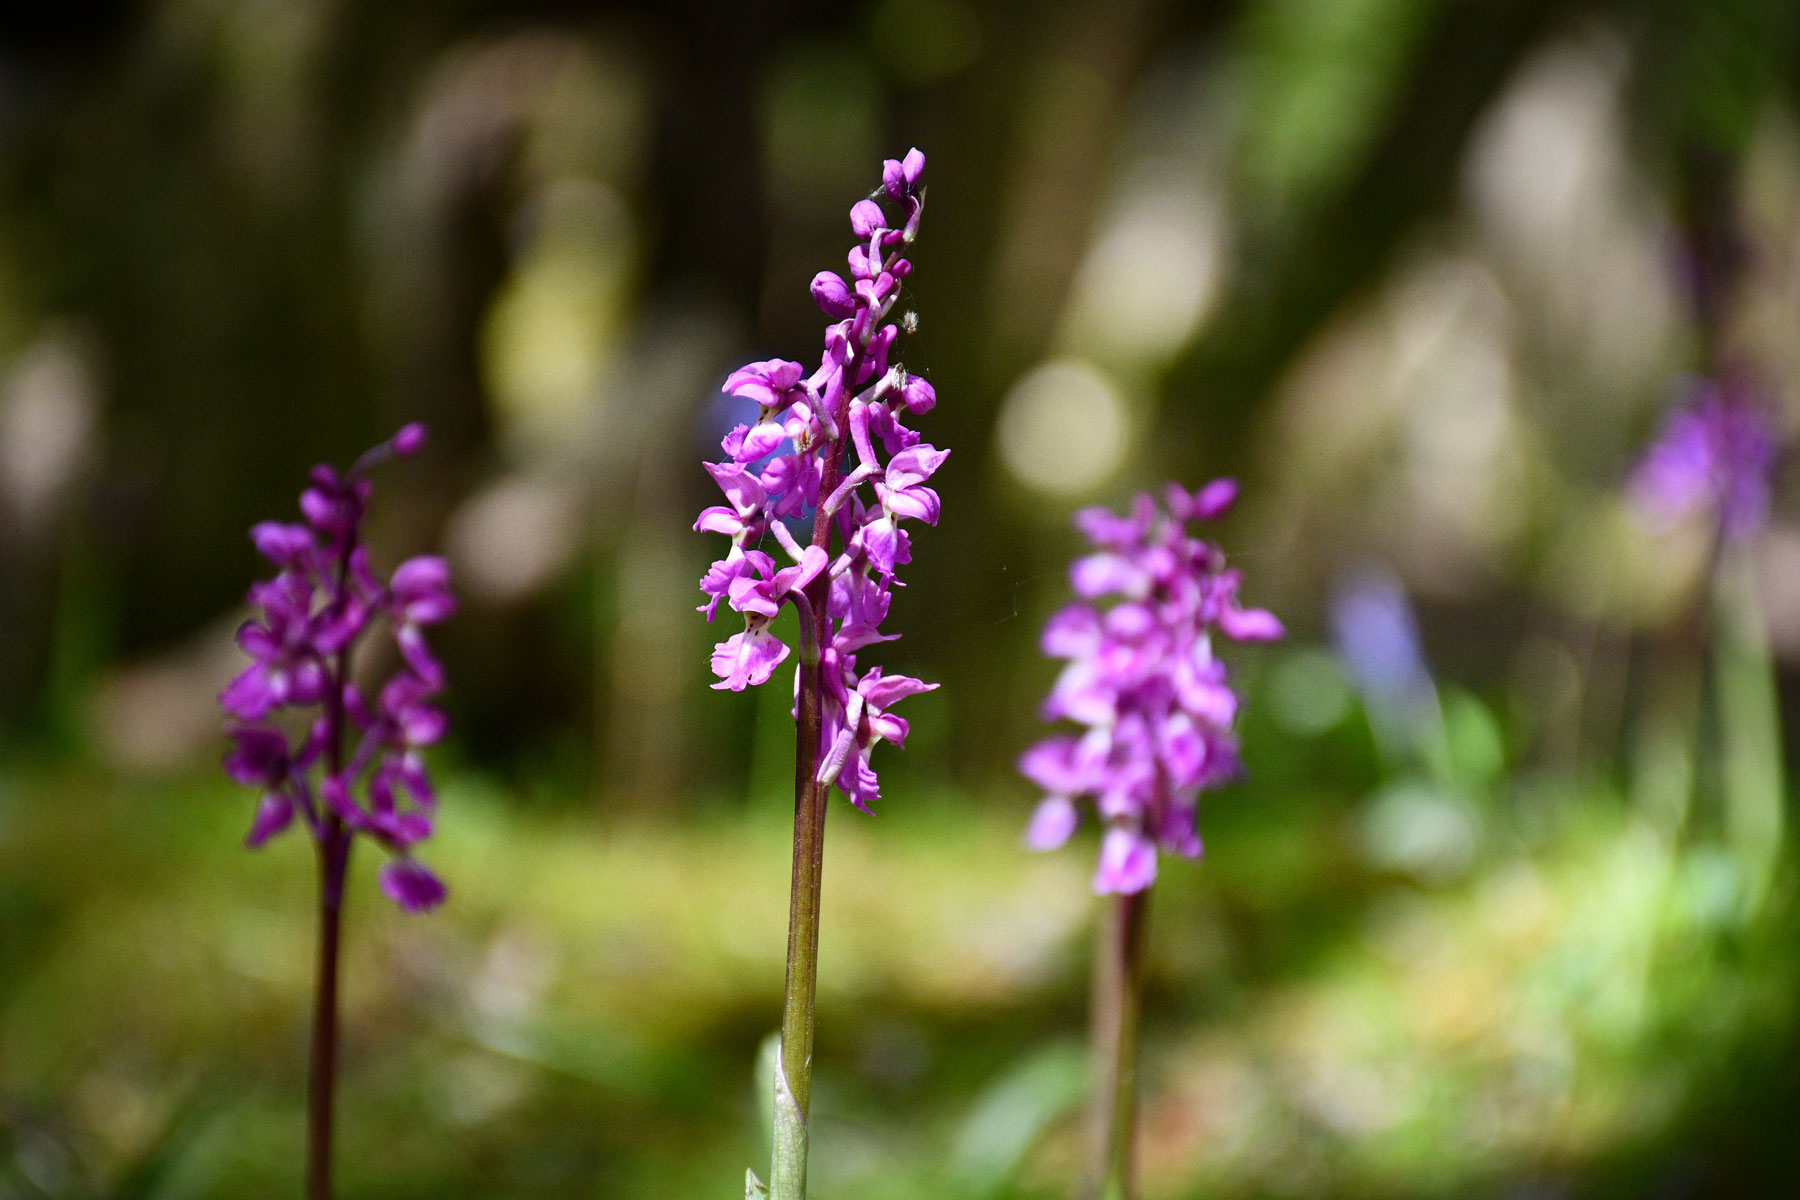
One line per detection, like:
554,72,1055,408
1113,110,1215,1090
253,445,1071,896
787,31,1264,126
996,358,1128,497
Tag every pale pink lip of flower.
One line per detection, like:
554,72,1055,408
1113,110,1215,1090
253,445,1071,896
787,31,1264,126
218,424,453,912
693,149,942,813
1020,480,1283,895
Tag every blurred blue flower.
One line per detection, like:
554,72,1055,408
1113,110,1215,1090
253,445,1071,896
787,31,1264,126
1329,564,1437,750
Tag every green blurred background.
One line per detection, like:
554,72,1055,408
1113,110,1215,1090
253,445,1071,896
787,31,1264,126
4,0,1800,1196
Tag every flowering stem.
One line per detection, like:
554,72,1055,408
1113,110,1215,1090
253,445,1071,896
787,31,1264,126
307,824,349,1200
308,634,353,1200
221,425,452,1198
772,688,827,1199
703,153,936,1198
772,450,853,1200
1087,888,1150,1200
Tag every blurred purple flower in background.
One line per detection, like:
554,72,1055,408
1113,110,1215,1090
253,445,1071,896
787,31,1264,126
218,423,454,1200
1020,480,1282,894
1632,376,1778,542
219,423,454,911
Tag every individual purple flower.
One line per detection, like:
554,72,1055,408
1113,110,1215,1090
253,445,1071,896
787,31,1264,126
711,625,792,692
1632,376,1778,541
218,424,453,911
815,662,937,812
379,857,449,911
694,148,940,811
1020,481,1282,894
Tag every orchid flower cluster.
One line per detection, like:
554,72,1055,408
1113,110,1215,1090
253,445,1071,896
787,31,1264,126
696,148,941,811
219,424,455,912
1021,481,1282,894
1632,375,1779,543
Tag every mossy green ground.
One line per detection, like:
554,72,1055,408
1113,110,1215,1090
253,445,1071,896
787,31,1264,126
1,768,1795,1199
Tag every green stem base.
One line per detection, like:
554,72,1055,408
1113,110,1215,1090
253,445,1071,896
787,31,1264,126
1087,888,1149,1200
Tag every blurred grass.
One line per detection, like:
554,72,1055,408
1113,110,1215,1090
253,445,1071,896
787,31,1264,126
2,762,1796,1198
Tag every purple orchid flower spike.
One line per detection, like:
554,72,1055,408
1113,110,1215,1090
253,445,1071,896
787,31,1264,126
1022,479,1280,1200
1022,479,1281,893
1631,375,1778,543
217,423,452,1200
698,151,938,1200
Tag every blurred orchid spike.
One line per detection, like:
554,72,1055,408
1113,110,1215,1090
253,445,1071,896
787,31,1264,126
218,424,453,1200
1021,479,1281,893
220,428,455,907
1024,479,1279,1200
1631,375,1777,543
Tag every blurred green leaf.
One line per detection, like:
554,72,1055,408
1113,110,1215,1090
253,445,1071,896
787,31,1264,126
950,1040,1086,1195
